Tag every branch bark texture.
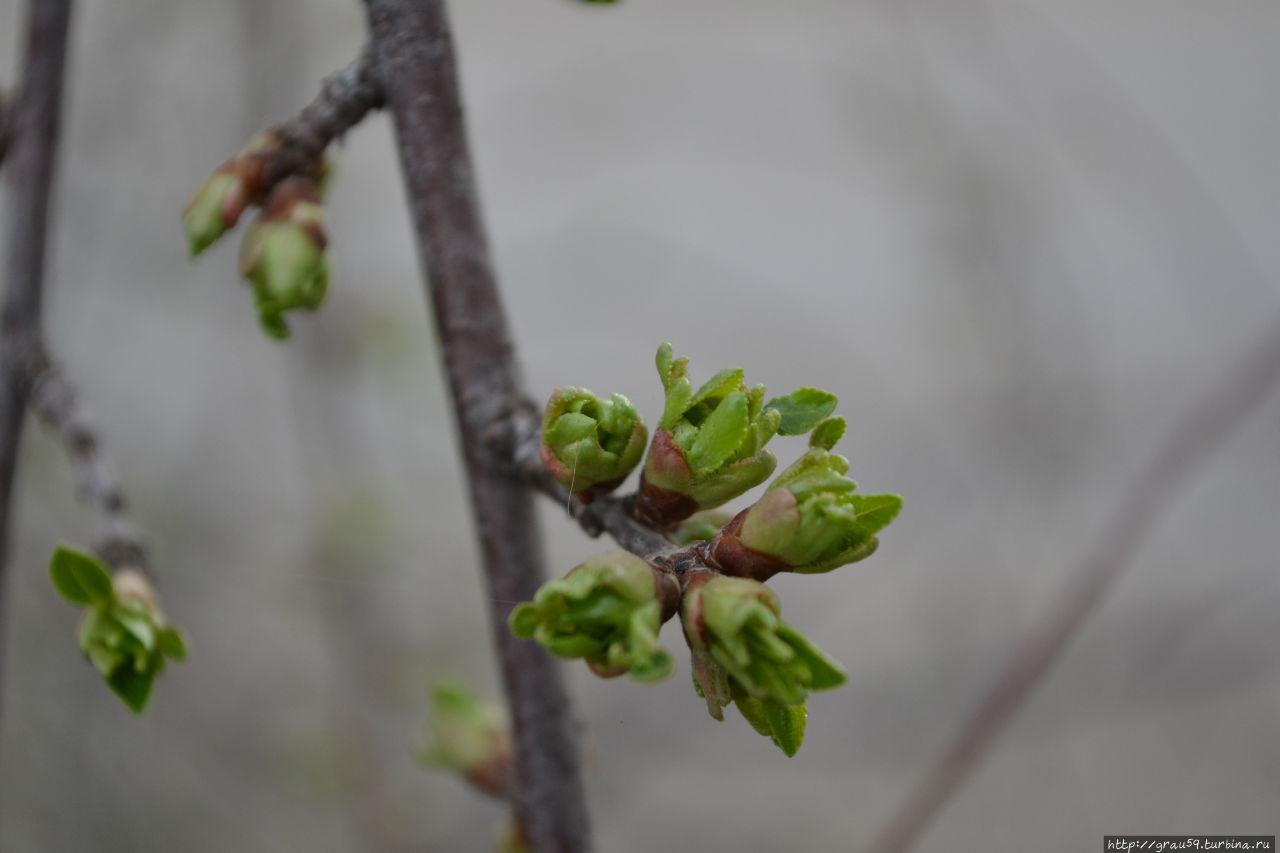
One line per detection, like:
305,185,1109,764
362,1,592,849
2,0,72,570
867,309,1280,853
1,0,74,734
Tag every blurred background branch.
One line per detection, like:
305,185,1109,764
1,0,74,734
868,309,1280,853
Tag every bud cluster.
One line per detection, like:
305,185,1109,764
516,345,902,754
417,682,512,798
183,132,332,339
49,546,187,714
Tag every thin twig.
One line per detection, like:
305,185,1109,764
262,48,384,189
866,310,1280,853
362,1,592,850
23,344,147,570
0,0,75,734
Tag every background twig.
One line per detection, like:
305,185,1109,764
0,88,11,167
866,309,1280,853
362,1,592,849
0,0,75,734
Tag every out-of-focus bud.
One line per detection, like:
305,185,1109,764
417,682,512,799
680,570,845,755
539,387,647,500
238,177,330,339
183,171,247,258
182,131,282,257
711,448,902,580
636,344,782,525
49,546,187,714
510,551,679,683
495,814,532,853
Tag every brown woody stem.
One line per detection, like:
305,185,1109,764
1,0,75,735
362,1,592,849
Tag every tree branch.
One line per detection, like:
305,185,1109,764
21,345,147,570
253,48,384,193
866,309,1280,853
1,0,74,730
362,1,592,849
0,88,11,168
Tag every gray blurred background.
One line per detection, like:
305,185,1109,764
1,1,1277,850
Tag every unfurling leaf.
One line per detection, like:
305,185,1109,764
680,571,845,754
49,546,112,605
510,552,678,683
50,553,187,715
764,387,838,436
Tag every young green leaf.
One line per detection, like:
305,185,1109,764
809,416,846,450
106,666,155,715
764,388,838,436
763,700,807,757
157,626,188,661
686,390,749,475
848,493,904,539
49,546,113,606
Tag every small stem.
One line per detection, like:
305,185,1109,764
362,1,592,849
23,344,147,570
262,48,384,187
866,310,1280,853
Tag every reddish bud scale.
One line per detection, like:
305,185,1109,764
199,130,328,225
634,480,699,527
677,567,718,649
465,747,513,799
708,509,793,583
651,563,682,624
259,177,328,245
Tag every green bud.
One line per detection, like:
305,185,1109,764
509,551,679,683
539,387,647,499
239,178,330,340
51,547,187,715
722,448,901,575
417,682,511,798
182,132,284,258
183,171,248,257
638,344,781,524
681,572,846,710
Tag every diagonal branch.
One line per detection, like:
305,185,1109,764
190,49,384,223
866,309,1280,853
362,1,592,850
22,345,147,571
270,47,383,167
